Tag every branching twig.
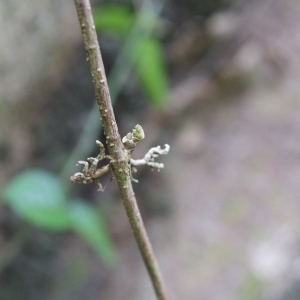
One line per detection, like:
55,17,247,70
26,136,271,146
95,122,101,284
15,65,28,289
73,1,170,299
60,0,164,185
131,144,170,170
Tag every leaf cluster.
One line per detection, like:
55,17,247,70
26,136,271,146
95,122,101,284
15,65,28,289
94,4,168,107
2,170,116,264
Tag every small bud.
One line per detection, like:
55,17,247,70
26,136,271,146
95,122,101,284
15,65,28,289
133,124,145,141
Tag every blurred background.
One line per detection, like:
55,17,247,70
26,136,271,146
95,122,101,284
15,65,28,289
1,0,300,299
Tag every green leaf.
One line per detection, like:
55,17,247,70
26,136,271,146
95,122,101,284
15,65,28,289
133,37,168,108
2,169,71,230
93,4,134,37
69,200,117,265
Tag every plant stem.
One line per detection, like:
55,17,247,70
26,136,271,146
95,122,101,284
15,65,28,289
61,0,164,184
60,0,164,183
74,1,170,299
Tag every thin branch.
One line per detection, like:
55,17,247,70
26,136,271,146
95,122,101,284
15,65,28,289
60,0,164,184
73,1,170,299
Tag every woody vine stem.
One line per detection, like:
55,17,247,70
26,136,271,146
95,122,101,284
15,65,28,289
73,0,170,299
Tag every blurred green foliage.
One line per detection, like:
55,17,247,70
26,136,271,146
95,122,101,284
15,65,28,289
2,170,116,264
69,200,116,264
94,4,168,108
2,2,168,266
94,4,134,37
3,170,71,230
134,37,168,107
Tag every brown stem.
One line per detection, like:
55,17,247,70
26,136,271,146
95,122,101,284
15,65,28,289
74,1,170,299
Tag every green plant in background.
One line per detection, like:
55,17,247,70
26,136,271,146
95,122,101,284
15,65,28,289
2,170,116,264
1,1,168,266
93,3,168,107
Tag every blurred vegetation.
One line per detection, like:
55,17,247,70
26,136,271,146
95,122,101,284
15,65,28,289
1,1,169,267
2,0,279,299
